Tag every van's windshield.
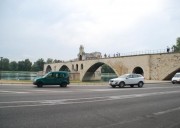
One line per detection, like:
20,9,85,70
42,73,51,78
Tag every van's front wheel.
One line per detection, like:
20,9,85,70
37,82,43,88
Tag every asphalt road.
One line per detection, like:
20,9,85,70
0,83,180,128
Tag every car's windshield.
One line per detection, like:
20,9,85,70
174,74,180,77
118,74,129,78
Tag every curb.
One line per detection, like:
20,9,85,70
144,81,171,84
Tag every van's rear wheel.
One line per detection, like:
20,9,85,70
60,83,67,87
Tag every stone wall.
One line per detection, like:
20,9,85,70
150,53,180,80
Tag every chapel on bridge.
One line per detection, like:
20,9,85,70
77,45,102,61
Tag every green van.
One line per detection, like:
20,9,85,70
33,71,70,88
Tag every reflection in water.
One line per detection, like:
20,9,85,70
101,73,117,82
0,71,37,80
0,72,117,82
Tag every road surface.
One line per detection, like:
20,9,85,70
0,83,180,128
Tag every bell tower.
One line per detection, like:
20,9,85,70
78,45,85,60
79,45,84,54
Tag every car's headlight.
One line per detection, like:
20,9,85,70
113,80,118,83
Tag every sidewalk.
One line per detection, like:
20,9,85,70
145,80,171,84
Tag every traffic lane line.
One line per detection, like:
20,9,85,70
0,90,73,94
0,90,180,109
0,86,180,94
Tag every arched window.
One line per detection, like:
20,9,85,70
72,64,74,71
79,55,82,61
81,64,83,70
76,64,78,71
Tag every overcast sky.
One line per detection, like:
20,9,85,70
0,0,180,62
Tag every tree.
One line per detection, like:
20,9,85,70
101,64,115,73
24,59,32,71
2,58,9,71
46,58,53,64
9,61,18,71
172,37,180,52
32,58,45,71
18,61,25,71
53,59,62,63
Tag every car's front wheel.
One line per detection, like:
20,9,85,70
119,82,125,88
111,85,116,88
138,81,144,88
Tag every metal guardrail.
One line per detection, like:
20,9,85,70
117,49,168,57
48,49,174,63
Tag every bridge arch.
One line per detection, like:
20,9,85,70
82,62,117,81
133,66,144,76
45,65,52,73
163,67,180,80
59,65,70,72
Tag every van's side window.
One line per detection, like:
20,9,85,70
51,73,55,78
58,73,65,78
55,74,59,78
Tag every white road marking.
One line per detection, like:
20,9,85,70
0,90,29,94
0,90,72,94
1,90,180,109
97,106,180,128
90,86,180,91
0,86,180,95
153,107,180,115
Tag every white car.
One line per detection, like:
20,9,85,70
172,73,180,84
109,74,144,88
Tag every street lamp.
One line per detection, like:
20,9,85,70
0,57,3,80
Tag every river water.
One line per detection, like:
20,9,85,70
0,71,117,81
0,71,37,80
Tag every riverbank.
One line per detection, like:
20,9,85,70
0,80,32,84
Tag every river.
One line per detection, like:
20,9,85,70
0,71,117,81
0,71,37,80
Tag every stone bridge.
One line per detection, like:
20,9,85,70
43,52,180,81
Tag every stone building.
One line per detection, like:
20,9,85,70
77,45,102,61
